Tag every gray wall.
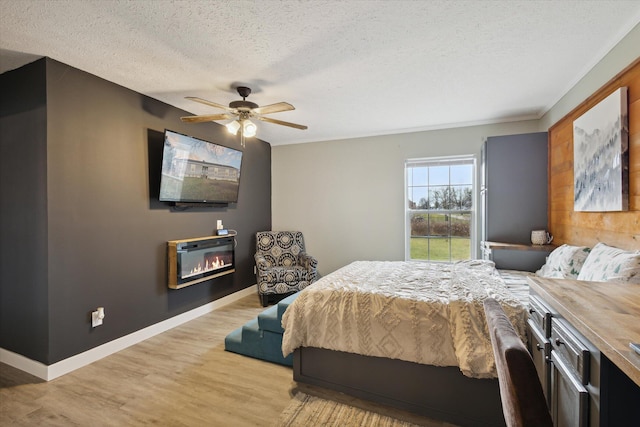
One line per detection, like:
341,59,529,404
483,132,550,272
0,58,271,364
272,121,540,276
483,133,549,243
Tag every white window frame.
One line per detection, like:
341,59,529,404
404,155,477,262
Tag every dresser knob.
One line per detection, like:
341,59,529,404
555,338,563,347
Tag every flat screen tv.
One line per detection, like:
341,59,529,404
159,130,243,204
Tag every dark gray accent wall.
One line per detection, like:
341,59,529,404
0,59,50,363
0,58,271,364
484,132,549,242
481,132,549,271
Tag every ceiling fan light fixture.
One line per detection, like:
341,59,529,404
243,119,257,137
226,120,241,135
182,86,307,147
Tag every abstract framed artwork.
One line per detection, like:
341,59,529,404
573,87,629,212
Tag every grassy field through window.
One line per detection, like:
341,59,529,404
406,157,474,261
410,237,470,261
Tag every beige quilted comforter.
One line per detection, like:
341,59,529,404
281,260,527,379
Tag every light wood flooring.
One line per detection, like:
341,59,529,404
0,294,455,426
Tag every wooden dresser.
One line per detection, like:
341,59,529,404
527,276,640,427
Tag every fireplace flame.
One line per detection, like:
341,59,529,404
188,256,225,276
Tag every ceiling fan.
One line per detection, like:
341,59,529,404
180,86,307,146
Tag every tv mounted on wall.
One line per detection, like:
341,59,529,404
159,130,243,205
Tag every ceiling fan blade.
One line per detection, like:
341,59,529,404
258,116,308,130
185,96,235,112
252,102,295,115
181,113,235,123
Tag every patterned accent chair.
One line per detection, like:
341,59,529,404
255,231,318,306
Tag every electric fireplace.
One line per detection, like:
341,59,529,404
167,235,235,289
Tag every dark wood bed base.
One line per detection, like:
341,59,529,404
294,347,506,427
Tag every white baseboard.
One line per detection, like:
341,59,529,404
0,285,257,381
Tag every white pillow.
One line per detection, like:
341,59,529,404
536,244,591,279
577,242,640,284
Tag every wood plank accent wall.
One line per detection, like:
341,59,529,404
548,58,640,251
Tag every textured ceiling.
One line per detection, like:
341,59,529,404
1,0,639,146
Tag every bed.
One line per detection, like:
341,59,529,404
281,260,534,426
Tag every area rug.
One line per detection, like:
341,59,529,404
275,392,423,427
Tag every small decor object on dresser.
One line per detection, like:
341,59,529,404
531,230,553,245
573,87,629,212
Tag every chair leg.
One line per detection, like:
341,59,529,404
260,294,269,307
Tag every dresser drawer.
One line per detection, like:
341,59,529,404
551,318,590,384
529,294,552,338
550,349,589,427
527,318,550,404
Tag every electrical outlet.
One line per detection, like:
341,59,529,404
216,220,223,230
91,307,105,328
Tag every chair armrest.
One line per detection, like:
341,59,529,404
254,254,270,275
298,252,318,271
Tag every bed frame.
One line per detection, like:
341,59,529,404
294,347,506,427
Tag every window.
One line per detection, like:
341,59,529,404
405,156,475,262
